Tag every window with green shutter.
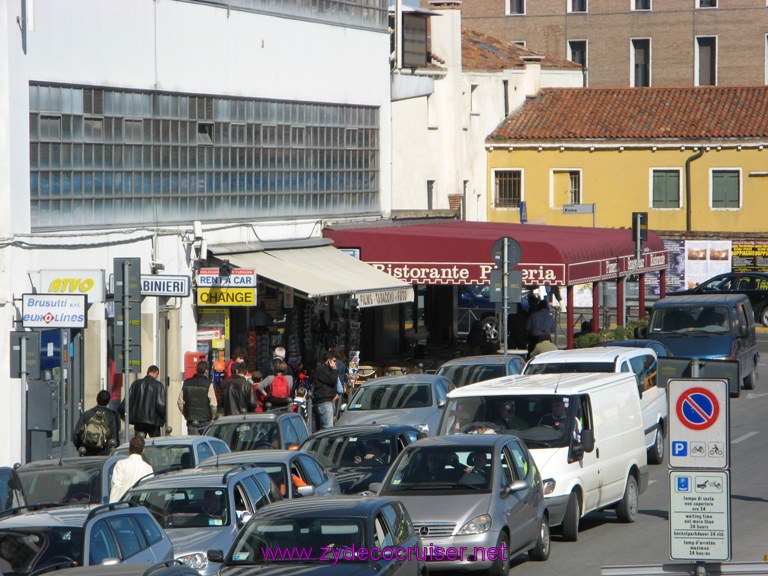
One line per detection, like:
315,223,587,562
712,170,739,208
652,169,680,208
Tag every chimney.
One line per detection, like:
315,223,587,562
522,55,544,98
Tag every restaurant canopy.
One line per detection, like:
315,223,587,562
323,220,668,287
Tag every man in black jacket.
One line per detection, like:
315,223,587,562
121,365,166,438
223,362,256,415
313,351,339,430
177,361,217,434
73,390,119,456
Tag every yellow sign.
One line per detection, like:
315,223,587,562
197,288,255,307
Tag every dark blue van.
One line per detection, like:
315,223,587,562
645,294,759,391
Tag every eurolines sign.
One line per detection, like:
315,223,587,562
22,294,87,328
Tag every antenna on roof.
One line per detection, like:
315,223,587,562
554,374,562,394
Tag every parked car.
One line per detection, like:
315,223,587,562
198,449,340,499
591,339,673,358
203,412,309,452
436,354,526,388
669,271,768,326
337,374,453,436
49,560,201,576
524,346,667,464
374,434,550,574
0,501,174,573
300,424,425,494
15,455,126,506
123,464,280,576
113,436,230,473
0,466,25,512
209,495,426,576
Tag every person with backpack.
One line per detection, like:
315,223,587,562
73,390,118,456
258,360,294,408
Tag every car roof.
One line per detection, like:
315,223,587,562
252,495,392,520
305,424,421,439
356,374,445,386
115,435,224,451
527,346,655,364
198,450,299,467
0,504,92,527
593,339,672,353
129,464,266,490
409,435,512,449
447,372,637,397
17,456,111,470
438,354,524,368
209,413,284,424
656,293,749,306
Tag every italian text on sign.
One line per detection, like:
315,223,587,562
196,267,256,287
356,288,414,308
668,379,729,469
197,288,256,307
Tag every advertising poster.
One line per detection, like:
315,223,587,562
732,242,768,272
684,240,731,290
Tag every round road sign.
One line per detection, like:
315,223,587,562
676,387,720,431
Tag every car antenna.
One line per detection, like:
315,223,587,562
554,374,561,394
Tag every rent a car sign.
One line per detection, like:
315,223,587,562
196,267,256,287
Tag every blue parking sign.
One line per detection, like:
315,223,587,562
672,441,687,457
676,476,690,492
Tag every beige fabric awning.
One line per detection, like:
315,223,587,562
211,242,413,307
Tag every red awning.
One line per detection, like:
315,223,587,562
323,221,668,286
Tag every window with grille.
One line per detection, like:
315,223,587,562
568,171,581,203
40,115,62,141
495,170,521,207
652,170,680,208
712,170,739,208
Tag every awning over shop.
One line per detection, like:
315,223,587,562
211,241,414,307
323,221,668,286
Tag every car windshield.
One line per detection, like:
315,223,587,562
114,445,194,473
16,465,101,505
347,384,432,411
382,446,493,494
207,422,280,451
0,527,84,574
302,435,393,469
228,517,366,563
438,396,577,449
124,486,229,529
650,305,730,334
524,361,613,375
436,364,505,387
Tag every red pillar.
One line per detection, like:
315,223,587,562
659,269,667,299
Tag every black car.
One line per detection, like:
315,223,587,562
203,412,309,452
209,495,425,576
300,425,425,493
670,271,768,326
591,339,673,358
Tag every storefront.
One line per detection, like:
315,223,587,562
201,238,414,375
324,220,669,348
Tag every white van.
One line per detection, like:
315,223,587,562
523,347,667,464
438,372,649,541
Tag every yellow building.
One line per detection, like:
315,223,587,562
486,86,768,234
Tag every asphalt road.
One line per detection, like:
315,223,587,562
451,332,768,576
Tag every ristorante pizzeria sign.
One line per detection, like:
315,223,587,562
369,262,565,285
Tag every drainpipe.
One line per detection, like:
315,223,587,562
684,148,704,232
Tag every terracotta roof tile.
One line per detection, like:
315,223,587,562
489,86,768,142
461,28,581,72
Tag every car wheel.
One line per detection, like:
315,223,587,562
647,426,664,465
528,516,551,561
616,475,639,523
743,369,757,391
561,491,580,542
759,305,768,327
487,531,510,576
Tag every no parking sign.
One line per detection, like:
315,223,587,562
668,379,729,469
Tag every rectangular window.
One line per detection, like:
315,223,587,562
40,115,62,141
697,0,716,7
569,0,587,13
632,38,651,87
696,36,717,86
494,170,521,208
633,0,651,9
427,180,435,210
652,169,680,208
553,170,581,207
568,171,581,203
84,117,104,141
197,122,214,145
712,170,739,208
123,119,143,144
506,0,525,15
231,123,246,145
569,40,587,69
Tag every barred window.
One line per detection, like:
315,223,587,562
495,170,521,208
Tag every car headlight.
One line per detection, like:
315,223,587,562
543,478,556,495
416,423,429,434
177,552,208,570
457,514,492,535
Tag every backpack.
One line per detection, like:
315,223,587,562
82,409,111,450
270,374,291,399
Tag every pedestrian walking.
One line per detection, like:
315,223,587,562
222,361,257,415
312,351,339,430
262,346,294,378
177,360,217,435
109,435,154,502
120,365,166,438
73,390,119,456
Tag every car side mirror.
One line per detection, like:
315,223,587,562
635,326,648,338
99,558,120,566
581,429,595,453
437,399,446,408
502,479,529,496
339,403,347,413
297,485,315,497
237,510,253,528
738,323,748,338
368,482,383,494
207,549,225,563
